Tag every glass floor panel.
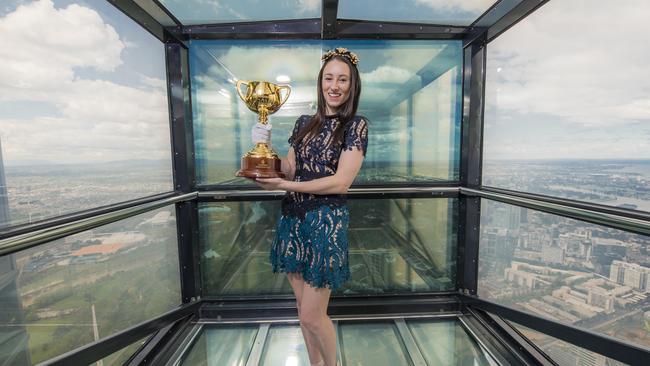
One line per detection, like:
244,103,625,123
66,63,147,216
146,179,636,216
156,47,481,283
178,318,499,366
180,324,258,366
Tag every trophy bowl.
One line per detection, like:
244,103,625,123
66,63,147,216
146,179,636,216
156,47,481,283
235,80,291,179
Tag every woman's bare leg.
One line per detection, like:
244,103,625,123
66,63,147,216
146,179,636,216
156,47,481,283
299,282,337,366
287,273,324,365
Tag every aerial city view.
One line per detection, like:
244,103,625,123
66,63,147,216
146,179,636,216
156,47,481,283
480,159,650,364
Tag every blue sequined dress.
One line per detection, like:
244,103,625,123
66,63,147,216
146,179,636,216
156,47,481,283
270,114,368,291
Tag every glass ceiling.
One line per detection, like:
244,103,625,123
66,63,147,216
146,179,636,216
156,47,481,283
338,0,500,26
158,0,321,25
156,0,502,26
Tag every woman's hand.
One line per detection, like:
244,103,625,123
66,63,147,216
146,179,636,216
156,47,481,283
254,177,286,191
251,122,272,144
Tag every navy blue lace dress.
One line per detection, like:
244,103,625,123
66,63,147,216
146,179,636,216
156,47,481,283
270,114,368,291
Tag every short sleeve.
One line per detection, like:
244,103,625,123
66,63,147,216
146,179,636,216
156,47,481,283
288,115,309,147
342,117,369,157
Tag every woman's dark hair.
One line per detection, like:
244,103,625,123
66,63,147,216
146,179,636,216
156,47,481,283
293,55,361,147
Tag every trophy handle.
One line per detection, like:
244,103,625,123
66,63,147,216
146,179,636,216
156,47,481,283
236,80,250,102
278,85,291,107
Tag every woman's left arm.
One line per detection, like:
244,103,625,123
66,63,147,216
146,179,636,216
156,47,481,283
255,148,365,194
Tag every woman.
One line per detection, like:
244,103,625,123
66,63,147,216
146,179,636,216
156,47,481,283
253,47,368,366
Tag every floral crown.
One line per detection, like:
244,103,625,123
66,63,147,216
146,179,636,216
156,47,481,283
321,47,359,66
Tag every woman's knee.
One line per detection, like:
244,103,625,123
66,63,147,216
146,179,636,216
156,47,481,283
299,307,327,332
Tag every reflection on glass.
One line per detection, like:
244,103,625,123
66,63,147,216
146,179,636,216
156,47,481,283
159,0,320,25
483,0,650,213
507,320,629,366
0,207,181,364
478,199,650,351
407,319,497,366
340,322,412,365
199,198,456,296
182,325,258,366
190,40,462,185
0,1,173,229
260,325,310,366
91,334,151,366
179,319,499,366
338,0,498,26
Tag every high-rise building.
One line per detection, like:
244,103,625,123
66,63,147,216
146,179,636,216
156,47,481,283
0,138,30,365
609,260,650,292
0,137,9,229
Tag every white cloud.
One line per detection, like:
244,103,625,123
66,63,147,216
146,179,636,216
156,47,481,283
486,0,650,127
294,0,319,14
362,65,414,84
0,0,170,164
415,0,494,13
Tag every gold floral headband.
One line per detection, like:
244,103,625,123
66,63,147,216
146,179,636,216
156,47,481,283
322,47,359,66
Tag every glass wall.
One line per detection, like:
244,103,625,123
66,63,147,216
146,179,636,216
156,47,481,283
159,0,320,24
478,199,650,351
507,321,629,366
190,40,462,185
0,206,181,364
199,198,457,295
338,0,499,26
0,1,173,229
93,334,152,366
482,0,650,213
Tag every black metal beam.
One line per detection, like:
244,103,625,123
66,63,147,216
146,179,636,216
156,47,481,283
336,19,466,39
461,295,650,366
184,19,322,39
456,35,486,296
40,301,201,366
464,307,557,366
133,0,183,27
182,18,470,40
322,0,339,39
107,0,167,41
196,186,460,202
175,200,201,302
199,293,462,321
487,0,550,43
166,42,201,303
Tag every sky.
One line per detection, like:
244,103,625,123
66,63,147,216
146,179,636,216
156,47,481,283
0,0,648,167
483,0,650,160
0,0,171,166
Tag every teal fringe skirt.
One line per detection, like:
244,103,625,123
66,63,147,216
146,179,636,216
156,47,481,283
270,205,351,291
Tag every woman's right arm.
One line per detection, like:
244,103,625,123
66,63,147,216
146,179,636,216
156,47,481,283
281,147,296,181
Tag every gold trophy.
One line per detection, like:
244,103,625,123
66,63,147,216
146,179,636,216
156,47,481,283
235,80,291,179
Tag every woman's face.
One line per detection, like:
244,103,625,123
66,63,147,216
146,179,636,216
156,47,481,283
321,59,351,115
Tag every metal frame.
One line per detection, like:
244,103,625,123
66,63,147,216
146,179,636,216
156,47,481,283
487,0,550,42
10,1,649,365
462,187,650,236
0,192,196,256
0,191,178,239
462,295,650,366
462,307,556,366
40,301,201,366
321,0,339,38
108,0,185,44
456,33,487,296
166,40,201,303
196,186,459,202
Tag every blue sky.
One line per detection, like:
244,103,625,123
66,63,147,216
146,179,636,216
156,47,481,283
483,0,650,160
0,0,648,167
0,0,170,166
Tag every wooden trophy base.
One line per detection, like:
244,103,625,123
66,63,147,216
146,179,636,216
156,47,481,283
236,155,285,179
